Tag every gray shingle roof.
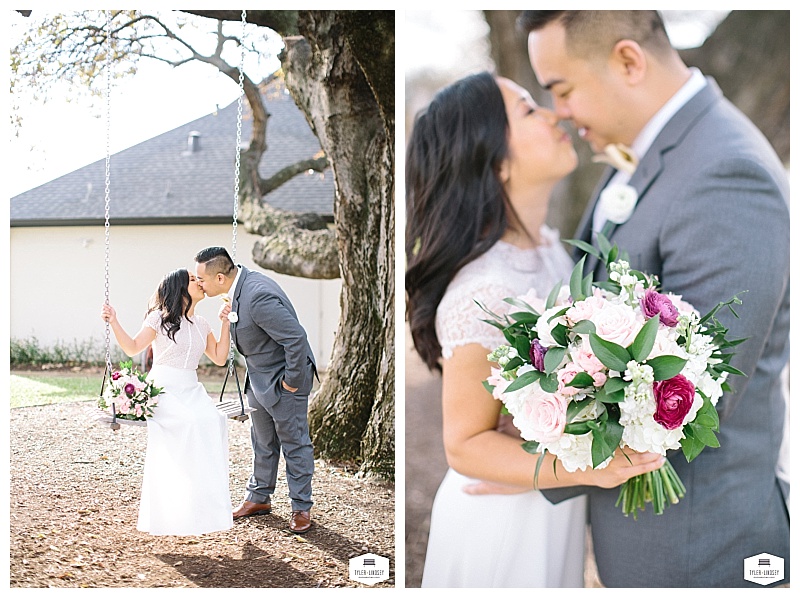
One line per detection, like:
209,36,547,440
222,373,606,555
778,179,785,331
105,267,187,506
11,77,334,226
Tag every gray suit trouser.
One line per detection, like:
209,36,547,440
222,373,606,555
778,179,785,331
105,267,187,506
245,386,314,512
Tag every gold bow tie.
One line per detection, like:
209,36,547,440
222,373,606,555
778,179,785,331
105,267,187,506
592,143,638,175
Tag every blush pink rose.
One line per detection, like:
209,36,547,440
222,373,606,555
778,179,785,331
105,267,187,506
509,382,568,443
653,374,695,430
572,346,605,375
487,367,511,400
592,302,642,347
557,362,583,397
566,292,606,326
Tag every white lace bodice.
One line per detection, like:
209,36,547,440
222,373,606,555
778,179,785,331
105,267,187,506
144,311,212,370
435,226,575,359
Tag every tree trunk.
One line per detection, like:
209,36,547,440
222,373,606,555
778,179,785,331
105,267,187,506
281,11,395,478
679,10,789,164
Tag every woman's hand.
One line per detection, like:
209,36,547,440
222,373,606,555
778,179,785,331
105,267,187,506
100,304,117,325
219,303,232,322
584,449,665,489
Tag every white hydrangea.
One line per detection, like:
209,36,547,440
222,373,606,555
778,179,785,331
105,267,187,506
541,432,604,473
621,416,684,455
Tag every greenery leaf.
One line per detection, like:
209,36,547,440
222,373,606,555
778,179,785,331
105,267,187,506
628,316,659,362
647,355,687,380
545,281,562,310
564,238,600,259
569,257,587,302
551,324,569,348
564,421,592,435
589,333,631,372
521,440,540,455
566,371,595,388
571,319,596,335
539,374,559,393
505,370,541,393
591,419,623,468
543,346,566,374
508,312,539,325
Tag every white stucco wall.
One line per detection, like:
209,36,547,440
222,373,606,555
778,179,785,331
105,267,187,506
10,223,341,370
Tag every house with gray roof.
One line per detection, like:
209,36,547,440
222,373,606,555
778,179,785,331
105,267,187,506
10,76,341,369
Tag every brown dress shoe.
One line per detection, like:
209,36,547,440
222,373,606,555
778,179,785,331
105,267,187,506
233,500,272,519
289,510,312,533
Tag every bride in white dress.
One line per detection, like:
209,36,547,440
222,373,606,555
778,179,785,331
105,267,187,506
405,73,664,587
101,268,234,536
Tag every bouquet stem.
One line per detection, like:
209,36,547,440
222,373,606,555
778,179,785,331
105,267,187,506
615,459,685,519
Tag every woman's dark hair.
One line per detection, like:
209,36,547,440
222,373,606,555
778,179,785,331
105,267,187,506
405,71,510,372
148,268,193,342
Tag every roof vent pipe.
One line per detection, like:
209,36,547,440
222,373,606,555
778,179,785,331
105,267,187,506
187,131,201,153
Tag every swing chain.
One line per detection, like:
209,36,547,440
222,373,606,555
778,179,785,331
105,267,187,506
103,8,113,376
231,9,246,265
227,10,246,375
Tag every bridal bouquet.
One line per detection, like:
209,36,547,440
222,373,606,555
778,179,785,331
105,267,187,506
481,236,744,518
99,360,162,421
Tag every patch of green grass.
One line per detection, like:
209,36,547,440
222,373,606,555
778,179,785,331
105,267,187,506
10,373,103,408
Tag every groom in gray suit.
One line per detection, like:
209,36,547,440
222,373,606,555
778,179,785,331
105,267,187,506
195,247,316,533
521,11,789,587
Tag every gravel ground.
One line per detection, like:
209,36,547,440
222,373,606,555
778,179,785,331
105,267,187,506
9,394,394,588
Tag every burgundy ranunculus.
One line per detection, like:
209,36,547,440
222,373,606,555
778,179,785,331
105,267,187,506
530,338,547,372
124,383,136,397
653,374,695,430
640,289,679,327
112,371,122,380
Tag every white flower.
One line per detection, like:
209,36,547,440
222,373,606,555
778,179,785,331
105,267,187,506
228,311,239,323
592,143,639,175
599,184,638,224
536,306,567,347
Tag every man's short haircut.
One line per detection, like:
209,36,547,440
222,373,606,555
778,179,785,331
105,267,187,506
195,246,235,276
518,10,673,60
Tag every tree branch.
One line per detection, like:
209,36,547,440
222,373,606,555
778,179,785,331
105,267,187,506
258,156,329,195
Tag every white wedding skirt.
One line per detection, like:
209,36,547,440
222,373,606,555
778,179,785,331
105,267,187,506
137,365,233,535
421,468,587,588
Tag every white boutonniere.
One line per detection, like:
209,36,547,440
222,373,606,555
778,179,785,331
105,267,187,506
592,143,638,175
228,311,239,323
600,183,638,224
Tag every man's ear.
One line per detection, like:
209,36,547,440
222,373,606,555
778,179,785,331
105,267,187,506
611,40,647,85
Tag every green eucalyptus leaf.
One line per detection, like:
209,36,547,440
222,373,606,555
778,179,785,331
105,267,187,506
647,355,687,380
566,372,595,388
564,238,601,259
571,319,596,335
570,257,587,302
545,281,562,310
629,316,659,362
540,374,559,393
505,370,541,393
543,346,566,374
589,333,631,372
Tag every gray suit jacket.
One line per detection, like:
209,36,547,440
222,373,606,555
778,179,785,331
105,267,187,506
230,266,316,407
550,79,790,587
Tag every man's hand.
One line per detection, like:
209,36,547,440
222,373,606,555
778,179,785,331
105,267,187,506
282,379,298,393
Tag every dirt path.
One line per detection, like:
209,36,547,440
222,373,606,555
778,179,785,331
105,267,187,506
9,397,394,588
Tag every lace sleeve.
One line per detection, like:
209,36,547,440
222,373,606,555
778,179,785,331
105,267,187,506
194,315,212,341
144,310,161,331
435,281,516,360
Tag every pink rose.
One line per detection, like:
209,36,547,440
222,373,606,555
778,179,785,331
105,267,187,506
565,291,606,326
515,383,568,443
592,302,642,347
572,346,605,375
653,374,695,430
557,362,583,397
640,289,679,327
487,367,511,400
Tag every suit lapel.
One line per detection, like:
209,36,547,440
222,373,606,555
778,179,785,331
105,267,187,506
230,266,248,346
